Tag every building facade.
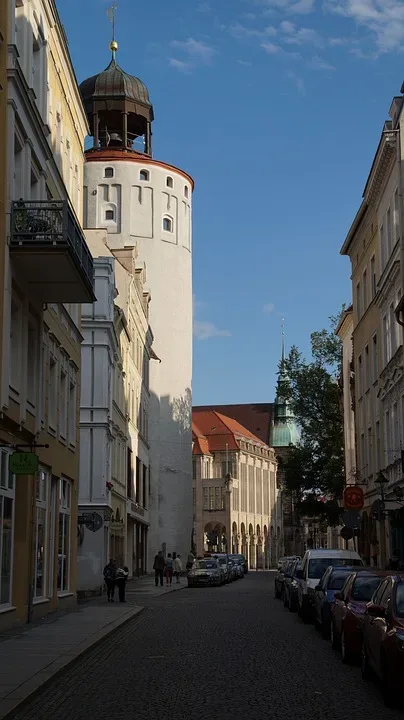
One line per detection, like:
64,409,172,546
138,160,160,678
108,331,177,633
192,409,281,568
79,41,193,566
78,231,152,594
1,0,94,629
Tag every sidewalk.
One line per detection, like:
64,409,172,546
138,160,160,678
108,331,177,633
0,576,186,720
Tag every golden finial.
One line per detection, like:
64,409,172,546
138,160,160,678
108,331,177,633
107,3,118,58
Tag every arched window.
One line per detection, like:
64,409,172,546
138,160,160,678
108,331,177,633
105,209,114,220
104,167,114,178
139,169,149,181
163,216,173,232
184,185,189,198
166,176,173,188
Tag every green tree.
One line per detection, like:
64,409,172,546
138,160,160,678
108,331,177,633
279,310,345,526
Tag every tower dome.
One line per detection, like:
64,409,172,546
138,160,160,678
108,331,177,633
270,331,300,448
79,43,154,154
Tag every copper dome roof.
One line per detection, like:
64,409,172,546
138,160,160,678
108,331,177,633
79,58,152,109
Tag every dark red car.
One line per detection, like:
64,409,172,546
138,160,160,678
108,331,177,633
331,569,388,664
362,573,404,707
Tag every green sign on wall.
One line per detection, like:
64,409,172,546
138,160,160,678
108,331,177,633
10,452,39,475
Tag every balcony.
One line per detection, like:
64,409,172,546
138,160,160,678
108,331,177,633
10,200,96,303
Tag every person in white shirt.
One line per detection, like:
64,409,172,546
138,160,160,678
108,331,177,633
173,554,183,583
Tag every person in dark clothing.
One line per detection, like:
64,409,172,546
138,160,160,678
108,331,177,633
103,559,117,601
115,566,129,602
165,553,174,585
387,549,400,571
153,550,165,587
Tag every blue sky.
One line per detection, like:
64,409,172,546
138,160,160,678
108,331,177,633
58,0,404,405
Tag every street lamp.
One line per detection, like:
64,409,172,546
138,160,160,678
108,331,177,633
375,471,388,502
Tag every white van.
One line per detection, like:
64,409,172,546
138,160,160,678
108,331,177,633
297,548,363,622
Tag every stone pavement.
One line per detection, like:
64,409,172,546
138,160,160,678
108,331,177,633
5,572,401,720
0,575,185,720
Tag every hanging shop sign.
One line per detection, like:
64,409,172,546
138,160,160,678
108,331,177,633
9,452,39,475
343,486,364,511
340,526,354,540
342,510,361,528
77,512,104,532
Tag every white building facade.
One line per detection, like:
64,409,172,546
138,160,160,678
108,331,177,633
79,45,193,566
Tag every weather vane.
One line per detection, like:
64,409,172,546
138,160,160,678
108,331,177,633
107,3,118,56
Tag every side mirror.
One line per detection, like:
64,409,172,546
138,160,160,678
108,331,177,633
315,584,322,592
366,603,385,618
334,591,343,601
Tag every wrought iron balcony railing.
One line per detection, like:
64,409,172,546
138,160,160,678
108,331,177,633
10,200,95,299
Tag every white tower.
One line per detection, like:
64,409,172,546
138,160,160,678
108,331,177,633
80,40,193,565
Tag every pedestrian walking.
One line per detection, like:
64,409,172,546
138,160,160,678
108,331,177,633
165,553,174,585
115,566,129,602
173,554,183,583
103,558,117,602
153,550,165,587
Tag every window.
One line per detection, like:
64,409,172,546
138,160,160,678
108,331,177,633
166,176,173,188
58,479,71,593
215,487,220,510
367,427,373,476
184,186,189,198
104,167,114,178
48,353,58,431
209,487,214,510
10,294,22,393
0,451,14,606
59,367,68,440
383,314,390,366
372,334,378,383
163,216,173,232
365,345,370,390
68,366,77,446
371,256,376,298
139,169,149,181
203,487,209,510
356,283,361,319
105,209,114,220
363,270,367,312
34,469,49,599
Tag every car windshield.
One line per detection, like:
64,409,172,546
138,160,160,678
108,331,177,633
328,571,352,590
351,575,382,601
308,557,361,579
195,561,218,570
293,563,302,577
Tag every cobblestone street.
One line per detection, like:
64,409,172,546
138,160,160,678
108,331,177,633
8,573,402,720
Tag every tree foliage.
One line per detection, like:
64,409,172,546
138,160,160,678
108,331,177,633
279,310,345,526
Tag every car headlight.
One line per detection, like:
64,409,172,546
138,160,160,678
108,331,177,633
396,634,404,651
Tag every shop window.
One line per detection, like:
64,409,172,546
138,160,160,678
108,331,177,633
34,469,49,599
0,451,14,606
58,478,71,593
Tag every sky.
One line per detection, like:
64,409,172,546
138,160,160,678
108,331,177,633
57,0,404,405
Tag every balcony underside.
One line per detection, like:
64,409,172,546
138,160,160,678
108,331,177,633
10,246,95,303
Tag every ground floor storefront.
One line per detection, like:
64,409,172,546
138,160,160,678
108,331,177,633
127,508,149,577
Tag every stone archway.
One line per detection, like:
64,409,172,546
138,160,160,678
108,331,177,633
205,522,226,553
232,522,238,554
249,524,255,569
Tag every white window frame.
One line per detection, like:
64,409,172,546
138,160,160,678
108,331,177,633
0,450,15,608
162,216,173,233
34,468,49,601
57,478,72,595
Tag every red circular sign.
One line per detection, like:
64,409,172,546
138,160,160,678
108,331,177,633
343,486,364,510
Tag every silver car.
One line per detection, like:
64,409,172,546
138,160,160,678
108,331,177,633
188,559,223,587
212,554,232,583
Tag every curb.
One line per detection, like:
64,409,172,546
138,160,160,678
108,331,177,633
0,606,145,720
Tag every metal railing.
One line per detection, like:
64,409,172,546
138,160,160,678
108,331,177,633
10,200,94,294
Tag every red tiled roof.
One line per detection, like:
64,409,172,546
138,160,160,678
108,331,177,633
194,403,272,445
192,409,270,455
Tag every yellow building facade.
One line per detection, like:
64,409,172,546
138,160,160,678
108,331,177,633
0,0,94,629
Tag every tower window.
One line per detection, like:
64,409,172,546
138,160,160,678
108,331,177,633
104,167,114,178
166,176,173,188
140,169,149,181
184,186,189,198
105,209,114,220
163,217,173,232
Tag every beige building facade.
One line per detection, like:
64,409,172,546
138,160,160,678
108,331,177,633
1,0,94,629
192,410,281,569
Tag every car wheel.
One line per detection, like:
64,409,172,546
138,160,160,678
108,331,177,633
321,612,330,639
341,630,353,664
330,620,339,650
361,642,371,681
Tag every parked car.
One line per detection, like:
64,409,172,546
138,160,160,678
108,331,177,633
212,554,233,583
361,573,404,706
283,559,302,612
230,553,248,574
313,565,357,637
228,555,245,578
331,569,387,664
274,557,293,599
227,559,238,581
297,549,364,623
188,559,223,587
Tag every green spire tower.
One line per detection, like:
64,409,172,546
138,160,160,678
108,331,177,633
271,323,300,448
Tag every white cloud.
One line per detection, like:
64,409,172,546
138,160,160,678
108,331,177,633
196,2,211,11
282,25,324,46
238,59,253,65
170,38,217,68
260,0,315,14
261,41,282,53
263,302,275,313
286,70,306,95
327,0,404,52
229,23,277,39
308,54,336,69
328,36,349,45
169,58,192,73
193,320,231,340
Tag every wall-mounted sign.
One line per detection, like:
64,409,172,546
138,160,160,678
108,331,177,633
10,452,39,475
343,486,364,511
78,512,104,533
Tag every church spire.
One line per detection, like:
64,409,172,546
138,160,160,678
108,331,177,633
270,322,300,448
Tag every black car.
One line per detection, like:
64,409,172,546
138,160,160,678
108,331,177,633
274,557,297,599
313,565,357,637
283,559,303,612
